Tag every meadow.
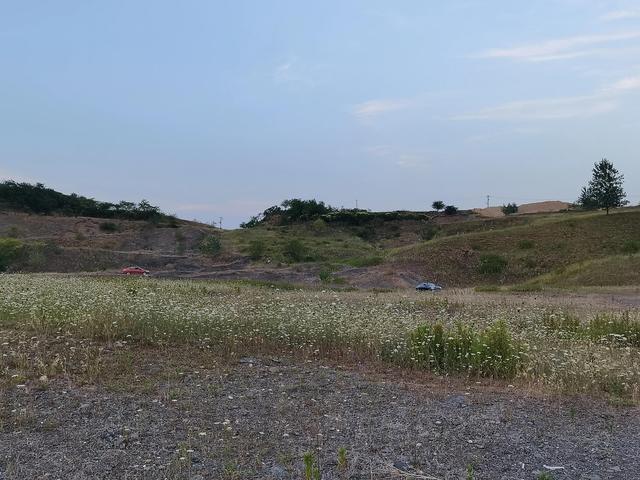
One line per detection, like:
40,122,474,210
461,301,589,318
2,274,639,403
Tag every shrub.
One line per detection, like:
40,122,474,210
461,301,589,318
0,237,24,271
622,239,640,254
99,222,119,233
501,203,518,215
282,239,307,262
199,236,221,256
444,205,458,215
345,256,383,267
420,224,439,241
403,321,523,378
518,239,534,250
478,254,507,275
248,239,266,260
318,269,332,283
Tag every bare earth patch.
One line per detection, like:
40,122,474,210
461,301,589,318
1,345,638,480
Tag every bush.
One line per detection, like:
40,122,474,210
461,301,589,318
0,237,24,271
518,239,534,250
282,239,307,262
443,205,458,215
199,236,221,256
478,254,508,275
99,222,119,233
345,256,383,267
622,239,640,254
247,239,266,260
420,224,439,241
403,321,524,378
501,203,518,215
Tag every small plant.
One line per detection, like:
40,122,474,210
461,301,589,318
466,464,474,480
282,239,307,262
199,236,222,256
248,239,266,260
99,222,119,233
622,239,640,254
420,224,439,241
303,451,321,480
537,473,554,480
345,256,383,267
518,239,534,250
501,203,518,215
318,269,332,283
478,254,508,275
337,447,348,472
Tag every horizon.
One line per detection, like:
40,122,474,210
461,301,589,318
2,1,639,226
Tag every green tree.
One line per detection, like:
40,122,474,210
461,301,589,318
578,159,627,214
444,205,458,215
501,203,518,215
432,200,445,212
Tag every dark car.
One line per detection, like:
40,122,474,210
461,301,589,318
415,282,442,291
121,266,150,276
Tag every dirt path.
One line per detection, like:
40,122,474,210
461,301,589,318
1,355,637,480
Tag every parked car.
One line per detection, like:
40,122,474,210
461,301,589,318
121,266,150,276
415,282,442,291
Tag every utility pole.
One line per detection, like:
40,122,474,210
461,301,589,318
486,195,490,208
218,217,223,230
356,199,358,210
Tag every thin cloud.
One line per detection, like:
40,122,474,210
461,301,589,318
601,9,640,21
363,145,430,169
456,75,640,121
475,31,640,62
352,98,415,119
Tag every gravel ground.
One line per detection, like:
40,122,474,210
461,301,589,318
1,353,638,480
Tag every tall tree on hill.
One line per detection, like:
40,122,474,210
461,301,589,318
578,159,627,214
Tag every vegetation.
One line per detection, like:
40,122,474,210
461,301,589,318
478,254,508,275
247,239,266,260
404,321,523,378
99,221,119,233
444,205,458,215
0,181,172,222
282,239,308,262
199,236,222,256
501,203,518,215
432,200,445,212
0,238,23,271
577,159,627,214
2,275,640,400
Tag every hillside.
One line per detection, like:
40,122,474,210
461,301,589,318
1,186,638,289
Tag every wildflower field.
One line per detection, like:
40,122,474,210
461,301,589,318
1,274,639,401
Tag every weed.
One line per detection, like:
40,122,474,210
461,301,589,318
99,222,119,233
621,239,640,254
337,447,348,472
200,236,222,256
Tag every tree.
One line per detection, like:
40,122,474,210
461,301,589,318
432,200,445,212
578,159,627,214
501,203,518,215
444,205,458,215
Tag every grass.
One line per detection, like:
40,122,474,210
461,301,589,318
1,274,640,400
390,208,640,286
513,254,640,289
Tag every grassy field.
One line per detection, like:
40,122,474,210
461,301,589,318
2,274,639,403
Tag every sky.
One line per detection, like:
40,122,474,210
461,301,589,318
1,1,639,227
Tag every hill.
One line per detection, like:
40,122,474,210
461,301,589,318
0,183,638,289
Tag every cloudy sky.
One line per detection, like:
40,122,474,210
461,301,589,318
1,1,639,226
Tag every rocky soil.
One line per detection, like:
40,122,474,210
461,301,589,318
1,353,638,480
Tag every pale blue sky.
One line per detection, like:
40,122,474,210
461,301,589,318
1,1,639,226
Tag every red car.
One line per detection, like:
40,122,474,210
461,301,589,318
121,266,150,276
